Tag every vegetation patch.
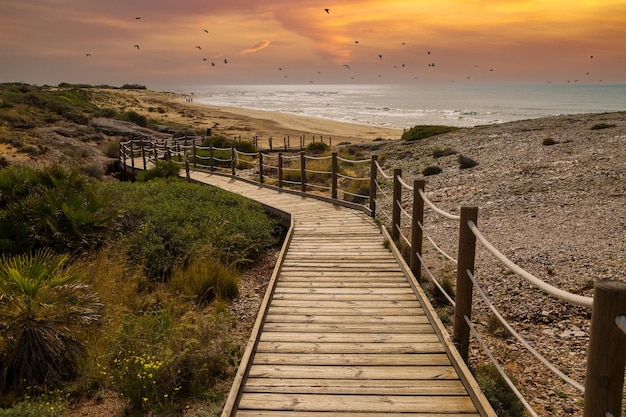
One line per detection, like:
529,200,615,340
589,122,615,130
402,125,460,141
422,165,442,176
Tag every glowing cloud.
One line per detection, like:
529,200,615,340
241,40,270,54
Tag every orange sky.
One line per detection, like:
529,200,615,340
1,0,625,87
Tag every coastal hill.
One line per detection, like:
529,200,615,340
1,83,624,415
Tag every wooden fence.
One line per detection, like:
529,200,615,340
120,138,625,417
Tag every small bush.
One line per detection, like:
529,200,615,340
105,140,120,158
402,125,460,141
474,364,525,417
432,147,457,158
119,110,147,127
136,160,181,181
589,122,615,130
422,165,442,176
169,255,239,304
306,141,330,153
542,137,557,146
458,154,479,169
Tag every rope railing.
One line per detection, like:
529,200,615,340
466,269,586,392
464,315,539,417
467,220,594,309
418,188,460,221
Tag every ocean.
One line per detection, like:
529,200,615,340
181,83,626,129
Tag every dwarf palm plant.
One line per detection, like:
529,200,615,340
0,250,102,391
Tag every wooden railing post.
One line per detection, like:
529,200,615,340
141,144,147,170
300,151,306,193
121,142,127,172
391,168,402,241
331,152,338,199
231,147,236,176
453,206,479,364
583,280,626,417
369,155,378,218
411,179,426,277
258,152,264,184
153,143,157,163
278,153,283,188
184,151,190,182
130,141,135,170
209,145,214,172
192,142,197,168
177,142,181,163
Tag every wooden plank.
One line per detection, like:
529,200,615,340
243,377,466,394
255,341,446,354
259,332,439,343
269,300,421,308
238,393,478,413
271,293,419,301
273,287,414,295
251,352,452,366
266,306,422,316
264,314,427,324
261,322,428,333
236,411,479,417
247,365,461,380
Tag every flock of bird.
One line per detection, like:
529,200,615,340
83,9,601,84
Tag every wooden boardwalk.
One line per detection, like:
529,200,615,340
186,171,495,416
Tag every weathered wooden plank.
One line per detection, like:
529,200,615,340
266,306,422,316
251,352,452,366
261,322,428,333
238,393,478,413
271,292,419,301
269,299,421,308
247,365,461,380
243,377,465,394
264,314,427,324
255,341,446,354
236,411,479,417
273,287,414,295
259,332,439,343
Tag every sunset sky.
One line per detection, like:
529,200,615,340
1,0,625,88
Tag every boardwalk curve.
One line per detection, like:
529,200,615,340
184,172,495,416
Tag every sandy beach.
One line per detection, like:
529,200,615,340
95,88,403,146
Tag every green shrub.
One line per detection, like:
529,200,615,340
432,146,457,158
0,250,102,392
169,255,239,304
306,141,330,153
589,122,615,130
458,154,479,169
104,179,277,280
201,135,257,153
474,364,525,417
0,165,116,254
105,139,120,158
119,110,147,127
542,137,557,146
402,125,460,141
422,165,442,176
136,160,181,181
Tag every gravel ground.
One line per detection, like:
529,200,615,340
361,111,625,416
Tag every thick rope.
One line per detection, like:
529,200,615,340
304,154,332,161
415,251,456,306
466,270,585,392
337,173,369,181
398,203,412,221
337,155,370,164
468,220,594,309
418,189,460,220
375,160,393,179
464,315,539,417
417,220,457,264
397,176,413,191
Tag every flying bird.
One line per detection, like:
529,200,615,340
378,54,382,60
135,16,141,20
86,53,91,57
427,51,431,54
134,44,140,50
343,64,351,70
211,62,215,66
203,29,209,33
324,8,329,13
195,46,202,50
224,58,228,64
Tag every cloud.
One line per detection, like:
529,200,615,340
241,40,270,54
